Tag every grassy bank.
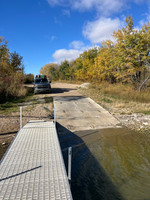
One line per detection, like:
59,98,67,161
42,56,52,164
0,87,34,115
80,82,150,115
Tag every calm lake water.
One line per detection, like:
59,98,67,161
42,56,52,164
57,124,150,200
1,125,150,200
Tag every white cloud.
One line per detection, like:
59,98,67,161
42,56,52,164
83,17,123,44
47,0,67,7
52,42,96,63
146,6,150,21
73,0,124,15
133,0,148,3
69,41,84,49
137,5,150,28
51,35,56,41
47,0,150,16
62,9,70,16
52,49,82,63
47,0,124,15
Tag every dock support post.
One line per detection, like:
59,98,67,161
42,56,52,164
68,147,72,186
20,106,22,129
53,107,56,124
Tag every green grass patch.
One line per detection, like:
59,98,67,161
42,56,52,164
43,97,53,103
0,102,19,115
140,110,150,115
0,96,53,115
109,95,118,99
102,98,112,103
0,89,34,115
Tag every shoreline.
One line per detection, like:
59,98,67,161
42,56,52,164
1,82,150,159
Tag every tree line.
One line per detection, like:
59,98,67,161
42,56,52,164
0,37,34,102
40,17,150,91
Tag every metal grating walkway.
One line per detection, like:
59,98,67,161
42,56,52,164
0,120,72,200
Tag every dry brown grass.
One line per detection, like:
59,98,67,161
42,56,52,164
80,82,150,115
55,79,84,85
96,82,150,103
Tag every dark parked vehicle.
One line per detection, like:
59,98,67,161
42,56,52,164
34,75,51,94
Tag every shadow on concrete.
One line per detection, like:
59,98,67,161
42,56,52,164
51,87,77,94
57,123,125,200
0,166,42,182
24,84,76,95
54,96,86,101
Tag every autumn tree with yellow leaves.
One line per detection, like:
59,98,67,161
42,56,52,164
0,37,26,102
40,63,59,81
41,17,150,90
74,48,99,80
94,17,150,88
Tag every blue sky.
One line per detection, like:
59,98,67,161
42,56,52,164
0,0,150,75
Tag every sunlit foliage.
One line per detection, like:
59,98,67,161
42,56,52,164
0,37,25,102
41,17,150,90
40,63,59,81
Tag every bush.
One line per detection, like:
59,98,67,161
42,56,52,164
0,72,27,103
24,73,34,84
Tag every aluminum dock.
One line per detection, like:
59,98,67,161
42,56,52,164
0,120,72,200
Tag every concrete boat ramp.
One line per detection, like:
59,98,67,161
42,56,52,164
54,96,120,132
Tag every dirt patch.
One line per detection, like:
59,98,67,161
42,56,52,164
0,97,53,153
50,82,81,97
0,134,16,160
0,98,53,133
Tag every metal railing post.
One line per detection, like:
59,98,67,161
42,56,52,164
20,106,22,129
68,147,72,186
53,107,56,124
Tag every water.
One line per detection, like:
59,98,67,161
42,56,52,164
57,124,150,200
1,125,150,200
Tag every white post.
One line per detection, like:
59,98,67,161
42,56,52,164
68,147,72,184
20,106,22,129
53,107,56,124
